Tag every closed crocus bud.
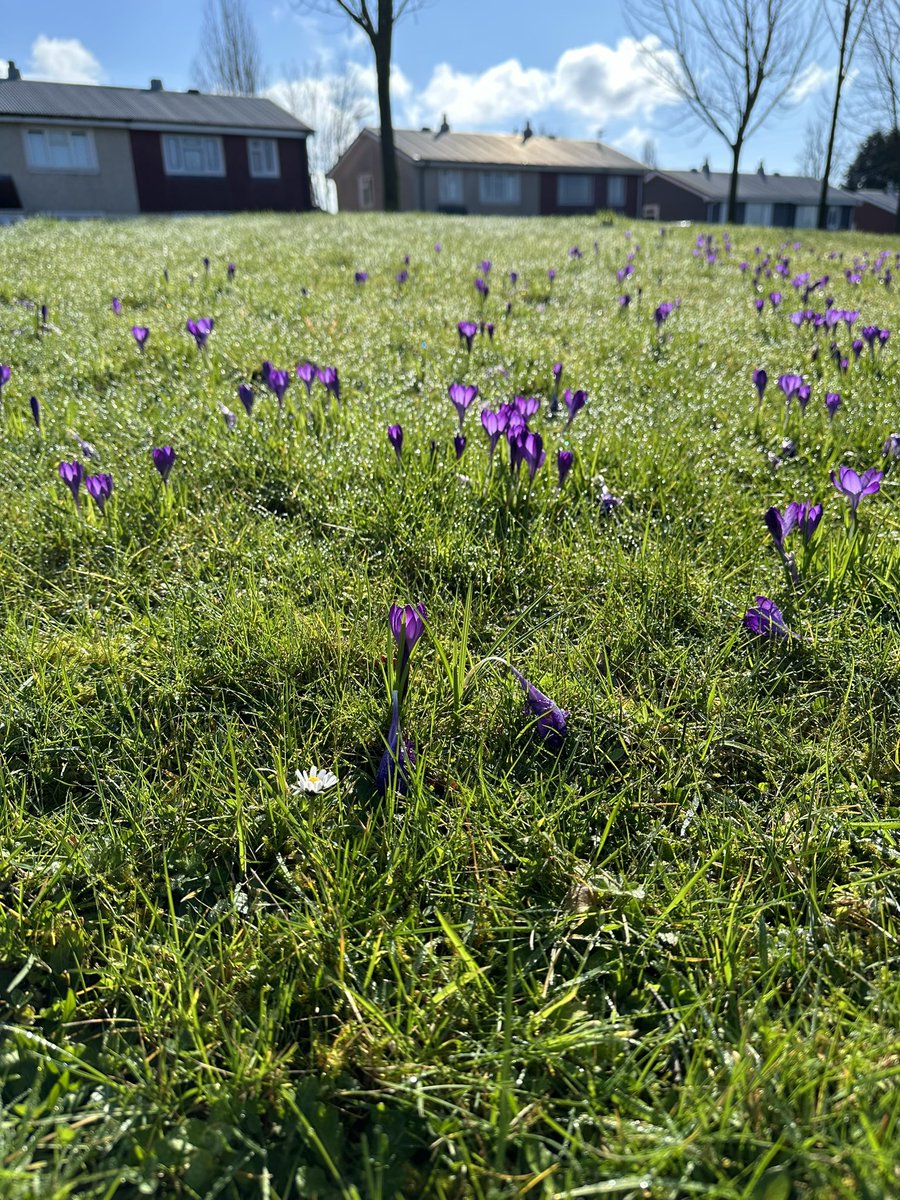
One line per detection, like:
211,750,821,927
85,472,113,514
59,460,84,505
454,434,466,460
387,424,403,461
557,449,573,488
508,666,568,748
151,445,176,484
238,384,254,416
883,432,900,460
743,596,788,639
29,395,40,428
131,325,149,348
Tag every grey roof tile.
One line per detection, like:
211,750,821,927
652,168,859,206
388,128,645,171
0,79,310,133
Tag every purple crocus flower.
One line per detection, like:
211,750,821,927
218,403,237,432
655,302,674,327
238,384,254,416
509,271,518,285
514,395,540,421
883,433,900,459
0,365,10,395
397,270,409,286
355,271,368,285
296,361,316,395
548,268,557,283
112,297,122,315
186,317,214,350
387,424,403,461
376,690,415,796
752,368,768,400
508,666,568,748
557,449,573,488
552,361,563,383
852,338,864,360
475,277,489,301
480,260,492,274
434,243,442,253
777,374,804,405
389,601,427,696
830,465,882,513
742,596,788,639
618,293,632,307
29,395,40,428
458,321,478,353
448,383,478,428
85,472,113,514
131,326,149,349
797,384,812,411
769,292,782,308
59,460,83,506
754,298,765,313
151,445,176,484
317,366,340,400
203,256,210,272
563,388,586,427
481,409,502,459
790,501,823,542
485,321,495,340
267,368,291,410
227,262,236,280
522,431,546,480
454,434,466,460
825,391,841,420
764,505,797,552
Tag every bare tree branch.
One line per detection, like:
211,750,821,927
293,1,423,209
192,0,266,95
628,0,815,222
816,0,871,227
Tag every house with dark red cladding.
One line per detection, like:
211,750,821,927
329,121,646,217
0,62,312,220
849,189,899,234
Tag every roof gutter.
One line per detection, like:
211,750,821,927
0,114,309,137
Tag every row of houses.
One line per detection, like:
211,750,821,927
0,67,895,232
329,125,897,233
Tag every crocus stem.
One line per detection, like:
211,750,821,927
462,654,511,694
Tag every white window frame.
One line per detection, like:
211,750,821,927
248,138,279,179
794,205,817,229
23,128,98,173
606,175,627,208
162,134,225,177
478,171,521,206
437,169,464,205
358,173,374,210
557,174,594,207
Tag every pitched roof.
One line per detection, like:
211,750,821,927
851,188,899,214
0,78,311,134
649,168,859,207
385,128,645,171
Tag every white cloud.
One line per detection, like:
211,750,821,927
786,62,833,106
611,124,654,156
28,36,103,84
0,61,8,79
408,37,682,133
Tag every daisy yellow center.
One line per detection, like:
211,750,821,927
308,773,319,783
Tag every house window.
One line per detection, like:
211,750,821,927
744,203,773,226
478,171,521,205
358,173,374,209
557,174,594,207
162,134,225,177
606,175,627,208
248,138,279,178
24,129,97,172
438,169,464,205
794,205,817,228
642,203,660,220
826,205,842,230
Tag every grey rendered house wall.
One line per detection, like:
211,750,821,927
420,165,541,215
332,135,418,212
0,123,140,215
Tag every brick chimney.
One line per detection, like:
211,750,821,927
522,119,533,142
5,60,21,81
149,78,164,92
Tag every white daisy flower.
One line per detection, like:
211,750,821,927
291,765,338,795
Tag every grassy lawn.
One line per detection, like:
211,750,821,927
1,211,899,1199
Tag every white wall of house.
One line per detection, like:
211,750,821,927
0,123,140,215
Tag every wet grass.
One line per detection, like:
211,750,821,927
1,212,899,1198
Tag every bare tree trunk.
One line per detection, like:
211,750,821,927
374,15,399,212
727,137,744,223
818,1,853,228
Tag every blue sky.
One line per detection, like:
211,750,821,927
1,0,850,176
